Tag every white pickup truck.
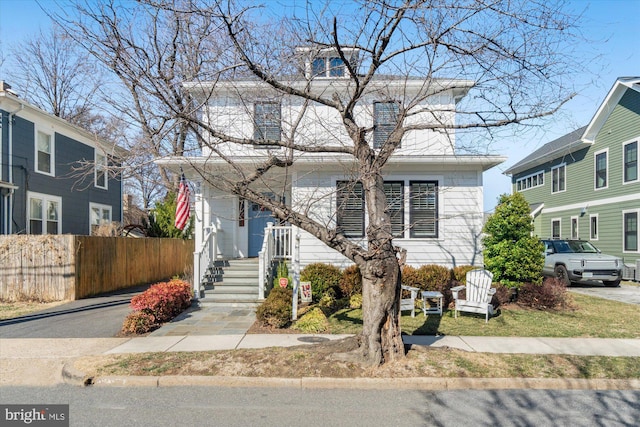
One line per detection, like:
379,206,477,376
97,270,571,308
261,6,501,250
542,239,623,287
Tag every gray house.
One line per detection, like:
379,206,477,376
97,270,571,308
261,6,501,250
0,82,127,235
505,77,639,270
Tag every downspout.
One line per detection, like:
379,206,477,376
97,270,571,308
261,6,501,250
7,103,24,234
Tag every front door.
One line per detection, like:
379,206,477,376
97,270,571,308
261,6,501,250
248,202,273,257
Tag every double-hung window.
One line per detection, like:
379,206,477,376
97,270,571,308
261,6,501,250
623,211,638,252
552,219,561,239
36,130,54,175
595,150,608,189
373,102,400,149
384,181,404,237
28,192,61,234
95,152,108,189
253,102,281,144
336,181,364,238
410,181,438,238
551,164,566,193
90,203,112,234
624,140,638,183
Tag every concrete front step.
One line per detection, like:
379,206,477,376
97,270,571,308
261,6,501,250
200,257,261,305
198,298,261,308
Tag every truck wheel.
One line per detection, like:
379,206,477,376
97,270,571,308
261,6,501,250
603,279,621,287
554,265,571,287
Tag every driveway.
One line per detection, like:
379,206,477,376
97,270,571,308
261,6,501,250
0,285,149,339
568,282,640,305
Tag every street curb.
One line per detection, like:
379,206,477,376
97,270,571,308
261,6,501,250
75,374,640,390
61,361,93,387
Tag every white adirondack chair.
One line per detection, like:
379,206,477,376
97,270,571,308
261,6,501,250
451,269,496,322
400,285,420,317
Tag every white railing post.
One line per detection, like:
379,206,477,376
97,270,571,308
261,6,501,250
193,226,216,300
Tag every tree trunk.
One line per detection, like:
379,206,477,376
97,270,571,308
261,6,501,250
359,253,404,365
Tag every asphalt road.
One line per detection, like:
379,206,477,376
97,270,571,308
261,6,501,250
0,286,149,339
1,386,638,426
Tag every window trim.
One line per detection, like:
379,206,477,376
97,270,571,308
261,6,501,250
95,151,108,190
27,191,62,235
253,101,281,145
409,180,438,239
89,202,113,235
570,216,579,240
551,218,561,239
622,139,638,184
589,214,598,241
516,170,544,191
622,209,639,253
594,148,608,190
551,163,566,194
34,128,55,176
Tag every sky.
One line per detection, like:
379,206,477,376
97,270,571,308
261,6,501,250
1,0,639,211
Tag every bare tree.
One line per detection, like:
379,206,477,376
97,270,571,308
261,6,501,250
73,0,581,365
57,0,231,192
7,24,103,127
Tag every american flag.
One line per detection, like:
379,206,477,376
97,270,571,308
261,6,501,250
174,173,191,230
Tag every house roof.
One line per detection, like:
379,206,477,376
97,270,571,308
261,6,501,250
582,77,640,143
0,90,128,158
503,126,588,176
504,77,640,177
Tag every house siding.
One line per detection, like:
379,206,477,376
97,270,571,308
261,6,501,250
510,83,640,266
0,102,124,235
294,168,485,269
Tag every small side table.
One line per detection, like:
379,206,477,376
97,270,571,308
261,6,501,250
421,291,443,316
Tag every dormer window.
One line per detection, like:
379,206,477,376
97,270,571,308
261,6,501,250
312,56,345,78
329,58,345,77
298,47,359,79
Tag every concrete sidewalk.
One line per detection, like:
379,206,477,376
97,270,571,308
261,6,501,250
2,334,639,388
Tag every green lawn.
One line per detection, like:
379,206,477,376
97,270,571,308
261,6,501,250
327,293,640,338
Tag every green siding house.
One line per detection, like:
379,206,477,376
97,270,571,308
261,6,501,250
505,77,639,276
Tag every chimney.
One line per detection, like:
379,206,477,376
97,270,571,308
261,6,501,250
0,81,19,96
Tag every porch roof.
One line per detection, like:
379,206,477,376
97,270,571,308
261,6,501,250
156,153,506,176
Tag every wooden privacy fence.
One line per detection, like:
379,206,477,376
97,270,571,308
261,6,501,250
0,235,194,301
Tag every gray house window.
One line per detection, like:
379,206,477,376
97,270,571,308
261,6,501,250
253,102,281,143
336,181,364,238
36,130,54,176
410,181,438,238
595,151,607,189
28,192,61,235
95,152,108,189
624,141,638,183
373,102,400,149
624,211,638,252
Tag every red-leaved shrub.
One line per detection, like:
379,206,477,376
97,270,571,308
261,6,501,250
121,311,157,334
128,279,193,324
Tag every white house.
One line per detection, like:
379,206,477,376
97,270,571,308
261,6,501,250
157,48,505,304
